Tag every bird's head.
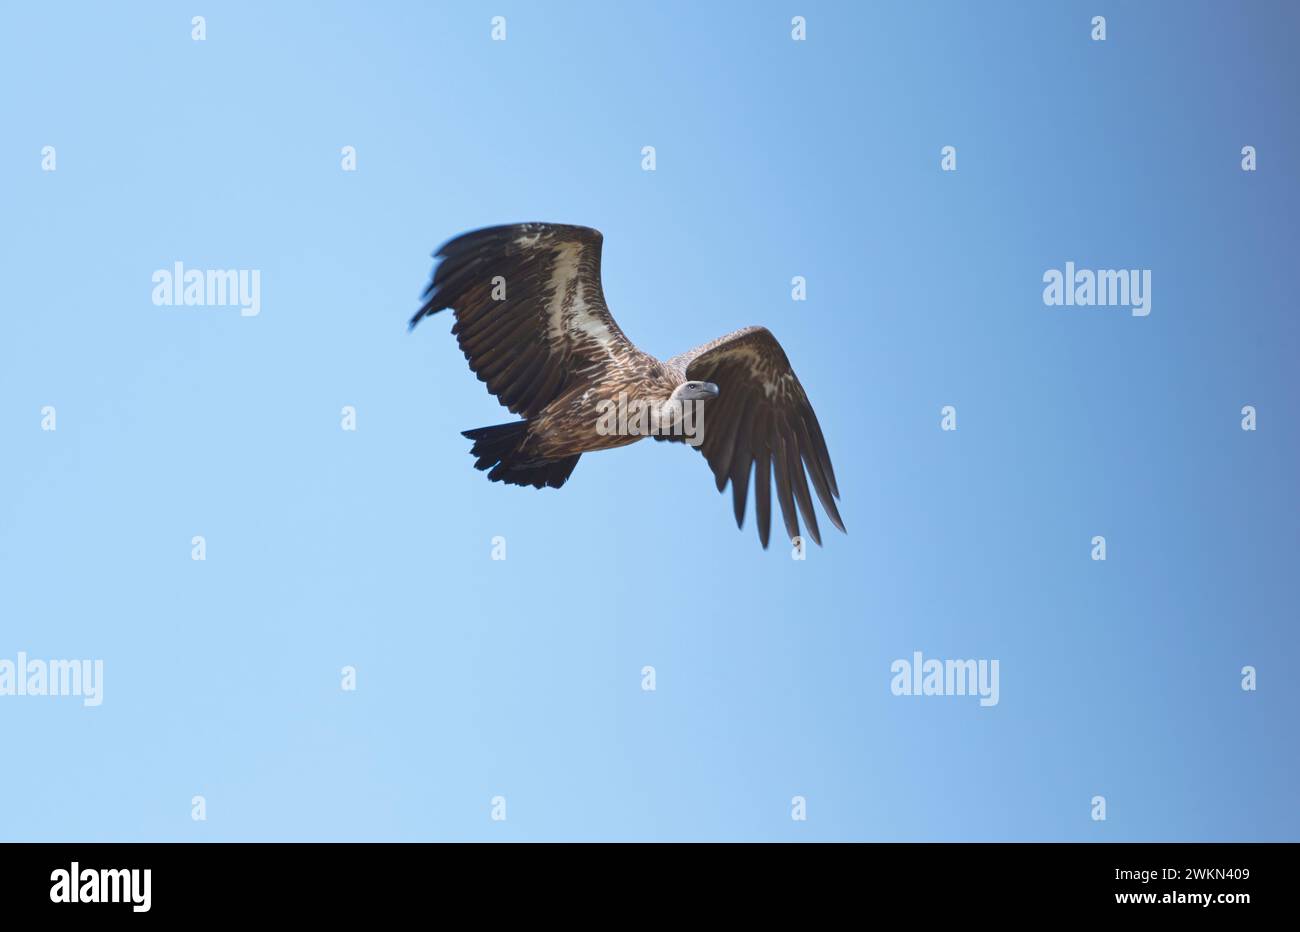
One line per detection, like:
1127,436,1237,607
671,380,720,402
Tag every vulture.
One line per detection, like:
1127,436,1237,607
409,223,845,548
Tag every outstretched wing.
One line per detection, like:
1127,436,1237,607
410,223,638,418
668,327,845,548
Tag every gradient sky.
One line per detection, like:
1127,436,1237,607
1,0,1296,841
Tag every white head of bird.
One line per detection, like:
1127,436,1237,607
670,380,720,402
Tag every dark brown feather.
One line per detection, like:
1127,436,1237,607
666,326,845,547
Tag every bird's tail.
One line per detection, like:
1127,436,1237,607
462,421,580,490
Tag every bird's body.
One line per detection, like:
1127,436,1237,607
410,223,845,548
528,372,669,458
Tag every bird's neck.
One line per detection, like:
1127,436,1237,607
657,397,685,423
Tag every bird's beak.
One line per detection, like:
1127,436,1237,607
702,382,720,398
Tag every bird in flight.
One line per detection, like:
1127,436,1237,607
409,223,844,548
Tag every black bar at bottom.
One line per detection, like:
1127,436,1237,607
0,842,1283,917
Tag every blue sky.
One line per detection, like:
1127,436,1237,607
0,1,1296,840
